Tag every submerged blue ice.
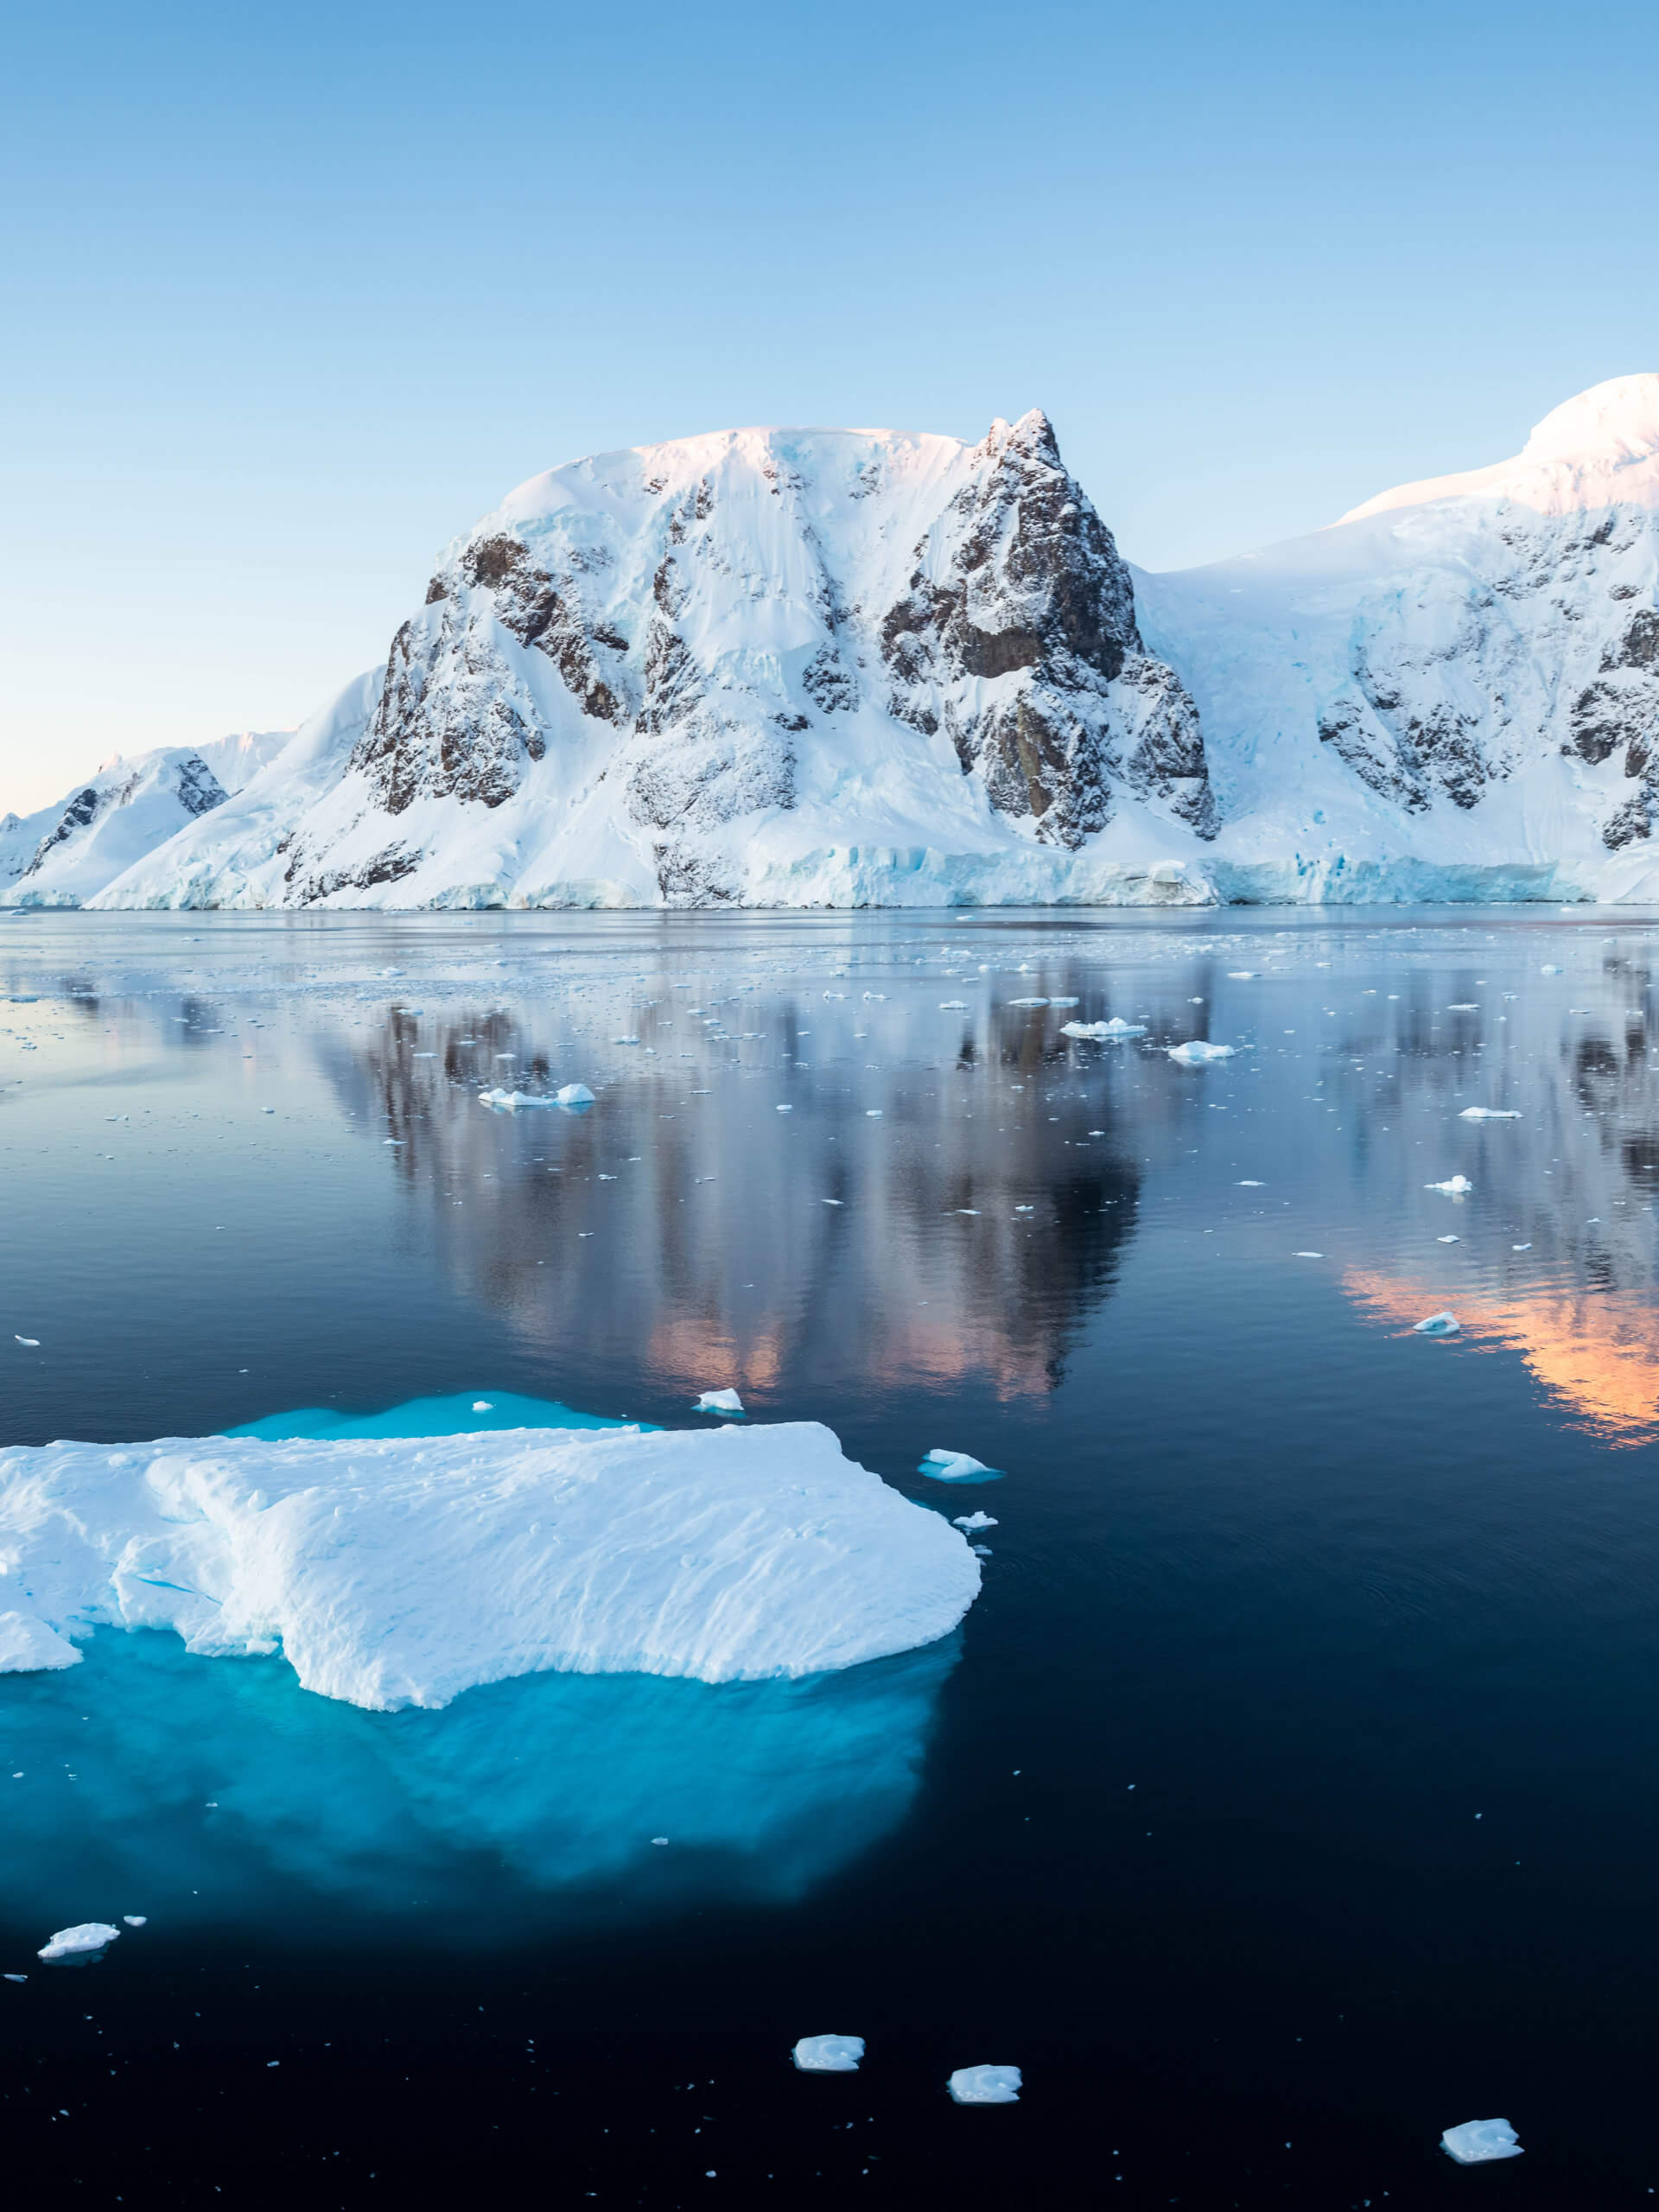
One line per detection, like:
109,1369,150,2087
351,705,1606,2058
0,1393,959,1949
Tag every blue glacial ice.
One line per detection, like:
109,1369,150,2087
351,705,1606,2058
792,2034,865,2072
947,2064,1022,2104
1441,2118,1522,2164
0,1394,970,1942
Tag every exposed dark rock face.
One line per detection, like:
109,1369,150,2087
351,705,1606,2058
878,412,1214,846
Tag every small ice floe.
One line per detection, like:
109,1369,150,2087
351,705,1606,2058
3,1973,25,1981
695,1389,745,1417
121,1916,147,1927
823,1198,843,1206
1227,970,1256,979
478,1088,555,1111
1512,1242,1532,1251
792,2034,864,2073
556,1084,595,1109
38,1923,120,1965
952,1512,997,1531
1426,1175,1473,1194
1048,997,1080,1007
1168,1041,1236,1065
472,1400,493,1413
776,1103,793,1112
15,1336,39,1347
1440,2118,1522,2164
1460,1108,1521,1122
1292,1250,1323,1258
919,1448,1001,1484
865,1109,882,1117
1236,1179,1264,1187
1061,1018,1146,1041
1438,1235,1459,1243
1414,1311,1460,1337
612,1035,641,1046
938,1000,968,1010
947,2064,1021,2105
1541,963,1562,975
1007,995,1048,1007
1447,1003,1480,1012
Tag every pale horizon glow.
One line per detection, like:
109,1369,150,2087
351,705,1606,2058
4,0,1657,813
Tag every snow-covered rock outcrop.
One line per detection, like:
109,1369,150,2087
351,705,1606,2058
0,1420,980,1708
1136,372,1659,902
89,414,1214,910
0,730,290,908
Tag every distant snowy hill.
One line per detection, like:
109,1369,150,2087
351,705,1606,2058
16,379,1659,908
1,730,290,908
88,413,1215,910
1135,373,1659,901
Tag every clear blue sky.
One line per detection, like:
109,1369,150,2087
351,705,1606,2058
3,0,1656,810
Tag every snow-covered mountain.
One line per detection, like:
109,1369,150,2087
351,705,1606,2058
1,730,290,908
1135,373,1659,901
88,413,1215,910
17,377,1659,909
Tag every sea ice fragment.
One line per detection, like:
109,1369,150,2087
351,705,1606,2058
38,1923,120,1964
792,2034,864,2073
1440,2119,1522,2164
919,1448,1001,1484
694,1389,745,1416
1426,1176,1473,1194
1414,1312,1460,1336
1459,1108,1521,1122
1168,1041,1236,1065
1061,1018,1145,1041
947,2064,1021,2105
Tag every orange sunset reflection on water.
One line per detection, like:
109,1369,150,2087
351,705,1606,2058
1345,1267,1659,1446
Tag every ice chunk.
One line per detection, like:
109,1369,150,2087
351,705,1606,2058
792,2034,864,2073
122,1916,147,1927
1414,1311,1460,1336
0,1609,80,1672
477,1088,556,1111
1236,1179,1264,1186
1541,964,1562,975
1459,1108,1521,1122
938,1000,968,1010
1007,995,1048,1006
472,1400,493,1412
1168,1041,1236,1065
39,1923,120,1964
15,1335,40,1346
1440,2119,1522,2164
1426,1175,1473,1193
1227,969,1256,978
947,2064,1021,2105
1061,1018,1146,1041
1292,1250,1323,1258
919,1448,1002,1484
952,1512,997,1530
556,1084,595,1109
0,1422,980,1708
694,1388,745,1416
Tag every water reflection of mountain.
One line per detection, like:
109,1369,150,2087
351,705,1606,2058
326,992,1142,1406
1312,951,1659,1443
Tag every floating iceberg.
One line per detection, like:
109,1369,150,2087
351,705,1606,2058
556,1083,595,1108
0,1421,980,1710
792,2034,864,2073
1007,995,1049,1006
1168,1040,1236,1065
1061,1017,1146,1040
1414,1312,1460,1337
952,1511,997,1531
694,1388,745,1416
918,1448,1001,1484
478,1088,556,1110
947,2064,1021,2105
39,1923,120,1964
1459,1108,1521,1122
1440,2119,1522,2164
1426,1175,1473,1193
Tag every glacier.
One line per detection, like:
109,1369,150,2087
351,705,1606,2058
0,1418,980,1708
10,375,1658,909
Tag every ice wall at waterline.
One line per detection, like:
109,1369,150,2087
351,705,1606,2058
0,1421,980,1707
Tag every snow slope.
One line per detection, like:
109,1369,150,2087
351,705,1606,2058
1135,374,1659,903
0,731,291,908
0,1420,981,1709
91,414,1215,910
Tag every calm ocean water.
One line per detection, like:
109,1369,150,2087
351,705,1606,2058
4,906,1659,2208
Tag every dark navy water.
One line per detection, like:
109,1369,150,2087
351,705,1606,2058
4,906,1659,2209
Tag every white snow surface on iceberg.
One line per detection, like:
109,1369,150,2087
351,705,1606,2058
0,1421,980,1710
1168,1039,1236,1065
947,2064,1022,2105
